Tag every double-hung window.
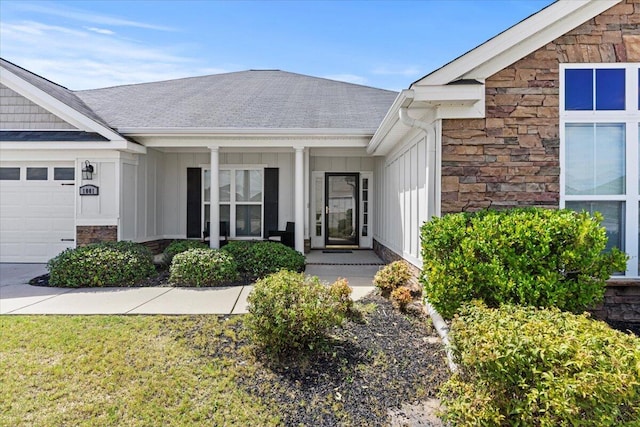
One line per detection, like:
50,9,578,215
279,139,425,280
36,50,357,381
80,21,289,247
561,64,640,277
203,167,263,238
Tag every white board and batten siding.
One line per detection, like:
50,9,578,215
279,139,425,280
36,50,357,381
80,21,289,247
123,150,295,242
374,131,437,267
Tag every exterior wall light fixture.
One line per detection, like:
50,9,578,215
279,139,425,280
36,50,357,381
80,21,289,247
82,160,94,180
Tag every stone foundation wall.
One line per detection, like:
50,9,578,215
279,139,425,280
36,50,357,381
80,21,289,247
591,280,640,323
76,226,117,246
140,239,174,255
441,0,640,214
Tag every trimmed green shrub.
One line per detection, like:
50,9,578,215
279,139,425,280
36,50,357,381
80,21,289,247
169,248,238,286
441,303,640,426
221,240,305,281
246,271,351,355
373,260,410,296
163,240,208,265
48,241,155,287
420,208,628,318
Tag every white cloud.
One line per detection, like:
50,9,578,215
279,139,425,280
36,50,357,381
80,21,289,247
0,20,228,89
323,73,368,86
85,27,115,36
13,3,175,32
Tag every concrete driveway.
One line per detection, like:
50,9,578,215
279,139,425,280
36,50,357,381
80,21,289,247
0,252,381,315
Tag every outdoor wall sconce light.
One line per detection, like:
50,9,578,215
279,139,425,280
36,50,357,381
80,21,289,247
82,160,94,180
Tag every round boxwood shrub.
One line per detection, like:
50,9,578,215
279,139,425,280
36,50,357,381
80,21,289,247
420,208,628,318
221,240,305,281
169,248,238,287
246,271,351,355
441,303,640,426
47,241,155,287
163,240,208,265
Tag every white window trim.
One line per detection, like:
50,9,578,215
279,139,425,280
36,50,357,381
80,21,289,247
560,63,640,277
202,165,265,239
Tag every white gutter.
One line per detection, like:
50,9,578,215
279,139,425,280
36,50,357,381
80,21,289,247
116,127,377,137
398,106,434,133
367,89,413,155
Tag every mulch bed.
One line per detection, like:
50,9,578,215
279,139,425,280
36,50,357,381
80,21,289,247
176,293,450,426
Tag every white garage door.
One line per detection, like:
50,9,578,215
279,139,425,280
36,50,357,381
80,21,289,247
0,164,76,263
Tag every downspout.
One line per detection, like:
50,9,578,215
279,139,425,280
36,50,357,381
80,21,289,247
399,106,457,372
399,107,433,134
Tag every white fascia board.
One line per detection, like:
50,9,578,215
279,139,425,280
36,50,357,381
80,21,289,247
132,135,371,149
0,66,126,142
0,140,146,154
367,85,483,156
367,90,413,155
415,0,621,85
0,149,123,161
117,127,376,137
412,84,484,105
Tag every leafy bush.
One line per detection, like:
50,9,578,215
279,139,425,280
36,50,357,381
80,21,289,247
48,241,155,287
441,303,640,426
390,286,413,311
163,240,208,265
222,240,305,281
169,248,238,286
246,271,351,355
373,260,410,296
420,208,628,318
329,278,353,313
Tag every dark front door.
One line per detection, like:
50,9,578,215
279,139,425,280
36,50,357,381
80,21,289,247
325,173,359,246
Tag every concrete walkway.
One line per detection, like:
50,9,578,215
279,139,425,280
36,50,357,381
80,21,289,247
0,250,383,315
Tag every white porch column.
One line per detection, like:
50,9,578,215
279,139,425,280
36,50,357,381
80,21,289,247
294,147,305,253
209,146,220,249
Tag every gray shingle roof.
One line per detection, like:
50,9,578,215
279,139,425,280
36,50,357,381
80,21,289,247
76,70,397,131
0,58,113,130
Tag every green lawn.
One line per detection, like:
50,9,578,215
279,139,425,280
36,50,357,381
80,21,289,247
0,315,280,427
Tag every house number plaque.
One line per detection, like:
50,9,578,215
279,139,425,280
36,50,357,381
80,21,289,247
79,184,99,196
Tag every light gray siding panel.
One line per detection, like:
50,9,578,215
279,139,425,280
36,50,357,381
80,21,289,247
310,156,374,172
0,84,76,130
121,163,137,240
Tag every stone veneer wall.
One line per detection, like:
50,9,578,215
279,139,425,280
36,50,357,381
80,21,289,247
76,226,117,246
441,0,640,214
591,281,640,323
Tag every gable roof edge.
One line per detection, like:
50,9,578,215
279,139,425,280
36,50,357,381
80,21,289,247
413,0,622,86
0,63,126,143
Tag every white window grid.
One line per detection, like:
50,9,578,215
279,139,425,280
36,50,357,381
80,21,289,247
202,166,264,239
559,63,640,277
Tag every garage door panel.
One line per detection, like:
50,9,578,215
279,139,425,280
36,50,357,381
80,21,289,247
0,167,75,262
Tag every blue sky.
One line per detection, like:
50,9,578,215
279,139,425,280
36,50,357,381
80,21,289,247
0,0,554,91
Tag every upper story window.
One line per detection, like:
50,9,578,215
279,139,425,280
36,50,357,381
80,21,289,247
565,68,625,110
561,63,640,277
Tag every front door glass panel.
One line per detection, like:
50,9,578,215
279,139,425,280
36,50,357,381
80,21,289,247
326,174,358,246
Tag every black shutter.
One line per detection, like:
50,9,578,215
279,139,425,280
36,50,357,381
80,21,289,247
186,168,201,238
263,168,279,236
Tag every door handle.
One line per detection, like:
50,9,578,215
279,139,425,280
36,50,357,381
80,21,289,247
325,206,329,214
